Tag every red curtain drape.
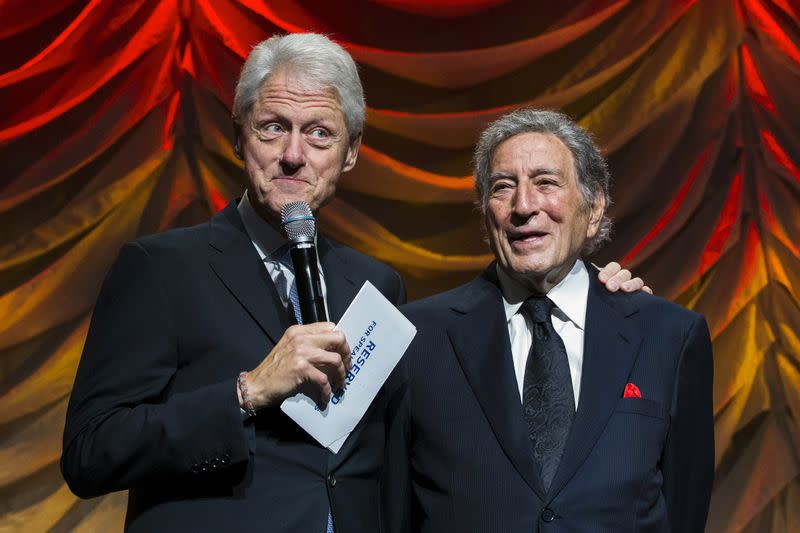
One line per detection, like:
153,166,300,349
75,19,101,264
1,1,798,530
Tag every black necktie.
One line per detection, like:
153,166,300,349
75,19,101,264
520,296,575,492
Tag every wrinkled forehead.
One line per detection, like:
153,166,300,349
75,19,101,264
252,68,343,112
269,66,337,94
490,131,576,176
244,71,353,146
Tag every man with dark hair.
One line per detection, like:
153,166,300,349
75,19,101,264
386,108,714,532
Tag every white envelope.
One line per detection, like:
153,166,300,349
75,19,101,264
281,281,416,453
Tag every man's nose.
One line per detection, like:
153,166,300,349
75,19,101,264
513,180,540,219
280,131,305,172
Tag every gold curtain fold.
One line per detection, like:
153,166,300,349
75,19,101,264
1,1,799,531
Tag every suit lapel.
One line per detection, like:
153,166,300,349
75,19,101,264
448,267,546,499
208,205,374,461
208,202,289,346
547,271,642,498
317,236,359,323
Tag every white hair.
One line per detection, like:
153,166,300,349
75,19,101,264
232,33,365,155
473,108,612,254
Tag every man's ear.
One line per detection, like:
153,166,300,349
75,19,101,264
586,191,606,238
232,120,243,160
342,133,362,173
480,216,490,246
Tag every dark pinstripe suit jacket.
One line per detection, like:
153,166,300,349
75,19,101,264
62,201,406,532
385,264,714,532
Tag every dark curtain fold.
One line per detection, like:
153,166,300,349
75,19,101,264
1,1,798,530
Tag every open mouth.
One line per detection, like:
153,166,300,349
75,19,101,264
509,231,549,247
510,230,547,240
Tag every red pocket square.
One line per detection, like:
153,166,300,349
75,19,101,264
623,383,642,398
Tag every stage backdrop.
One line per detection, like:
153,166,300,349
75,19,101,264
1,0,799,531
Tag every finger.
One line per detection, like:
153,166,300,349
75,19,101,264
327,331,349,357
325,360,347,394
333,354,347,392
610,269,632,285
597,261,621,282
285,329,348,355
310,350,347,392
324,334,350,377
286,321,337,336
299,328,348,353
642,285,653,295
278,323,334,350
342,349,353,375
621,277,644,292
307,368,333,410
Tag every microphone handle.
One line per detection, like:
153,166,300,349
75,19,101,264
289,238,328,323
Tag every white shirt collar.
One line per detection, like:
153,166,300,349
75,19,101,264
496,259,589,330
237,191,288,262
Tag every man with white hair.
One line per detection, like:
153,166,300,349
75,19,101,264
61,35,645,532
386,108,714,532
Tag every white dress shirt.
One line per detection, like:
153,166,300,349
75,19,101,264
497,259,589,409
237,191,329,318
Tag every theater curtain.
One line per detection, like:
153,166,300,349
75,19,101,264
1,1,798,531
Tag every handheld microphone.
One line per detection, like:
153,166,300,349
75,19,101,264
280,201,328,324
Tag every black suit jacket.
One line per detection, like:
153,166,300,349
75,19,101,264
61,201,406,532
386,264,714,532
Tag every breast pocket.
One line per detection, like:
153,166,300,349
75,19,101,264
614,397,668,420
597,397,670,485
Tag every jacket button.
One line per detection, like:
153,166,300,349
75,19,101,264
327,474,337,487
191,464,200,473
541,508,555,522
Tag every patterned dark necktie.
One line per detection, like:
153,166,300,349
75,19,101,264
277,248,303,325
288,278,302,325
520,296,575,492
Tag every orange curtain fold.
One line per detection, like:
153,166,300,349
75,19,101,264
1,1,798,531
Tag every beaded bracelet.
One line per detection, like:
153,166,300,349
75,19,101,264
237,372,258,417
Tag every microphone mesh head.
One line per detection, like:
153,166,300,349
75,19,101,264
280,201,316,240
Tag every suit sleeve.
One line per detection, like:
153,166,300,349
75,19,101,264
382,348,412,533
61,242,250,498
661,315,715,532
389,269,407,307
379,266,410,531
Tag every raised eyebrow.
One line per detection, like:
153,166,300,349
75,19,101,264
305,123,331,133
251,112,284,126
489,171,516,182
304,118,337,131
532,167,565,177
